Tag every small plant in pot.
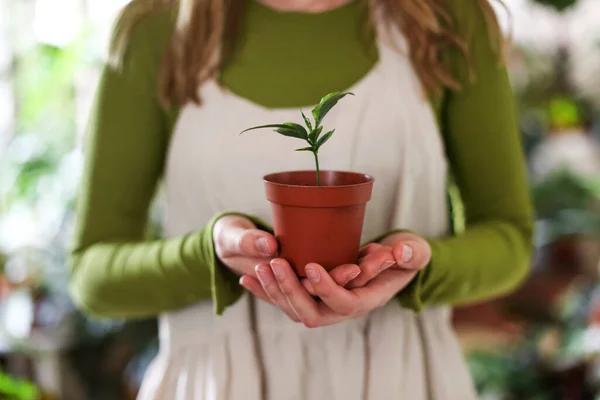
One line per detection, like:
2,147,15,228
241,92,374,277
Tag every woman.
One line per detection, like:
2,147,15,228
69,0,533,398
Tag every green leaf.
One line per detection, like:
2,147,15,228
295,147,313,152
316,129,335,149
301,111,313,131
281,122,308,137
240,123,307,139
276,127,307,140
240,124,290,134
274,129,306,140
308,125,323,144
311,91,354,127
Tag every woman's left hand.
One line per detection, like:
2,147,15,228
347,231,432,289
301,232,431,295
239,232,431,328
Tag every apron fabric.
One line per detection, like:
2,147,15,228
138,17,478,400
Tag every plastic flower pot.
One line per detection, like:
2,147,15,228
264,170,374,276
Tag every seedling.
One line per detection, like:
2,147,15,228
241,91,353,186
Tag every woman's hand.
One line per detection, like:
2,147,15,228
349,232,432,288
239,232,432,327
213,215,280,277
240,258,419,327
302,232,432,296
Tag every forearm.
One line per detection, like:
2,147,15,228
71,234,213,319
70,214,243,319
393,0,534,311
397,219,532,311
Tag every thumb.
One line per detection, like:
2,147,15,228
214,215,278,258
392,238,431,270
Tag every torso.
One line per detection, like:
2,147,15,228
139,2,476,399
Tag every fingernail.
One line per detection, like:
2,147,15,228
239,277,250,289
381,260,396,270
347,269,361,281
256,238,271,255
270,260,285,281
305,265,321,283
256,266,273,284
402,245,413,263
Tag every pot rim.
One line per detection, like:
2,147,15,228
263,170,374,189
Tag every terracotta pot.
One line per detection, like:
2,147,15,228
264,170,374,276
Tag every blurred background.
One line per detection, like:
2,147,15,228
0,0,600,399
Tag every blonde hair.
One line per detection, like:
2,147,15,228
111,0,505,109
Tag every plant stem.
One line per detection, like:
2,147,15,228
313,151,321,186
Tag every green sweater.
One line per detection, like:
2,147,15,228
69,0,534,319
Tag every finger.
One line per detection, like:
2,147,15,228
225,255,277,277
379,231,415,247
255,264,301,323
220,225,278,258
302,264,361,296
347,249,396,289
239,275,273,304
303,263,360,317
269,259,323,328
307,269,418,325
331,264,362,285
357,243,385,259
392,239,431,270
301,279,317,296
353,268,418,309
215,214,255,231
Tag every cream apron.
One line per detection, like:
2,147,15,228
138,18,478,400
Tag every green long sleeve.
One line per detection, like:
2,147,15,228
69,11,245,319
397,0,534,310
70,0,533,320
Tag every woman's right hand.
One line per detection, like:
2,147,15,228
213,215,280,277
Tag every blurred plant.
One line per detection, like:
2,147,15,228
548,96,583,131
468,344,554,399
0,4,163,352
469,303,598,398
532,171,594,218
14,44,80,140
0,3,164,398
532,169,600,245
511,46,559,115
0,369,40,400
1,40,81,209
